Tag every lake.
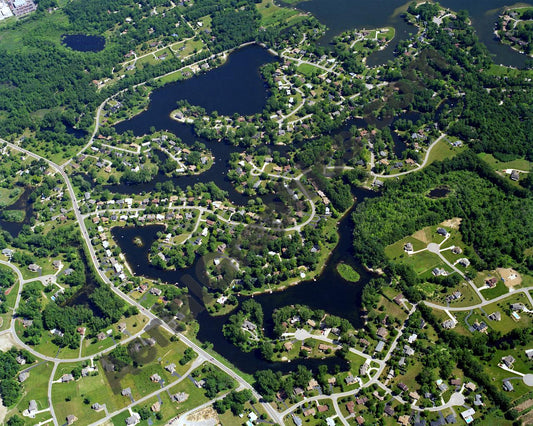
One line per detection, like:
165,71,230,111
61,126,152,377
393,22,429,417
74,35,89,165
62,34,106,52
0,187,34,237
112,187,376,373
287,0,532,68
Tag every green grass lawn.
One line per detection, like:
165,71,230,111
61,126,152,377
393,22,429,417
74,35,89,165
480,280,509,300
167,376,210,417
297,63,320,77
478,153,531,172
7,361,54,418
0,186,23,208
0,273,19,331
257,0,299,27
426,137,466,165
52,370,121,425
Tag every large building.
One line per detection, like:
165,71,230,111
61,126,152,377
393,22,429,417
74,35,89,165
0,0,13,20
8,0,37,17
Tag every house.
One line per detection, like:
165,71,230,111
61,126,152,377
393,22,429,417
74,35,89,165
430,418,445,426
503,380,514,391
460,408,475,423
28,400,38,415
356,396,369,405
398,415,410,426
165,363,176,373
510,170,520,181
307,379,319,391
451,246,462,254
485,277,498,288
307,319,316,327
121,387,132,396
489,311,501,321
16,355,26,365
2,248,13,257
409,391,420,400
150,287,162,296
404,242,413,252
118,322,127,333
293,416,303,426
317,404,328,413
345,375,357,385
355,416,365,425
125,413,140,425
328,377,336,385
384,405,394,416
97,332,106,340
66,414,78,425
436,227,448,236
375,340,385,353
150,373,162,382
465,382,477,392
28,263,40,272
474,394,484,407
19,371,29,382
450,378,461,386
326,418,335,426
92,403,105,412
172,392,189,402
294,387,304,396
445,414,457,424
442,319,455,329
146,337,156,346
399,357,406,367
318,343,331,351
243,320,257,331
303,407,316,417
284,341,293,351
502,355,515,368
393,294,404,305
511,303,525,311
473,321,488,333
359,338,370,347
346,401,355,414
249,412,258,422
404,345,415,356
432,267,446,277
398,382,409,392
61,374,74,383
377,327,389,340
151,401,161,412
360,362,369,375
457,258,470,267
52,260,62,269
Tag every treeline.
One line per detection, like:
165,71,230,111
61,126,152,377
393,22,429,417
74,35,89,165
0,348,35,407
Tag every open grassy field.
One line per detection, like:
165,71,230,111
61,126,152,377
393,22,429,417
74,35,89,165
52,366,124,425
7,361,54,419
257,0,300,27
426,136,466,165
297,63,320,77
0,186,23,208
478,153,531,172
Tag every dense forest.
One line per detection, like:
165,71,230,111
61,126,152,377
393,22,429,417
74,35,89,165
352,152,533,272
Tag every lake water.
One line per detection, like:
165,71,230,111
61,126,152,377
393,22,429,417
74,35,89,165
288,0,532,68
62,34,106,52
0,187,34,237
112,187,376,373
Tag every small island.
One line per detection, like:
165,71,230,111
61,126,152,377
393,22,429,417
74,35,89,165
336,263,360,283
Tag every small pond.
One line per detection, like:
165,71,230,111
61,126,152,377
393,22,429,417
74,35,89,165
428,187,451,199
62,34,105,52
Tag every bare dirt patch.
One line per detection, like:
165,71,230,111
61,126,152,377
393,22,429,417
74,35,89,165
497,268,522,288
412,229,429,244
516,398,533,413
0,332,20,351
440,217,462,229
519,408,533,425
187,406,219,425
